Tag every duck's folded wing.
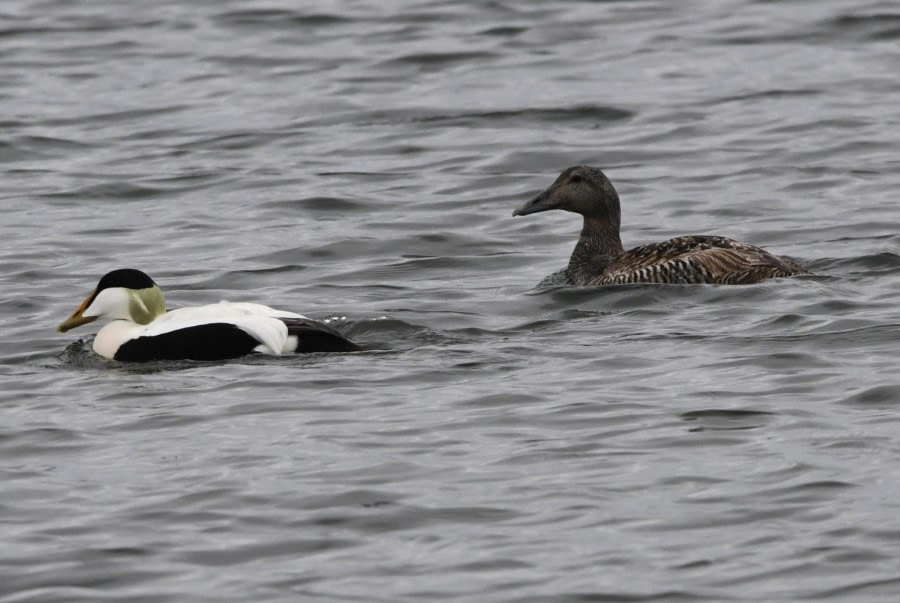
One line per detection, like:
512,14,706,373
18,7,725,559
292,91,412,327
143,302,357,355
606,236,804,284
154,304,289,355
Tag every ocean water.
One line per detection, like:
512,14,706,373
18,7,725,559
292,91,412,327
2,1,900,601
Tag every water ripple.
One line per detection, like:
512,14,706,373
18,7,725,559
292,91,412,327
2,0,900,601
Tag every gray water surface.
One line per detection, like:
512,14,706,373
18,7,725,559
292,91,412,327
3,1,900,601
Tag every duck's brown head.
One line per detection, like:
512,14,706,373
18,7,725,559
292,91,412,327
512,166,621,229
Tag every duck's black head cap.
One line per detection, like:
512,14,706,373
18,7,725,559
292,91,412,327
513,166,621,223
96,268,157,292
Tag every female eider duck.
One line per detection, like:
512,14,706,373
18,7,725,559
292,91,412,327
513,166,809,285
58,269,360,361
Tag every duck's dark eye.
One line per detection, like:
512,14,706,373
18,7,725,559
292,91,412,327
569,174,584,184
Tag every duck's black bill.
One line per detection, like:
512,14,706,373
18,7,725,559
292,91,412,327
512,192,553,217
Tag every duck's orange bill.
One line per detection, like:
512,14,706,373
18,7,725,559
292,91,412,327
58,291,98,333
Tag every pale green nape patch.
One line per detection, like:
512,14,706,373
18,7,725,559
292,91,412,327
128,286,166,325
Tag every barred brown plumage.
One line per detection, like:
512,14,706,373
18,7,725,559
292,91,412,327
513,166,810,286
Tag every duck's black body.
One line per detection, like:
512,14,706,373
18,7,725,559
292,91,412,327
58,269,360,362
112,319,358,362
513,166,809,286
114,323,262,362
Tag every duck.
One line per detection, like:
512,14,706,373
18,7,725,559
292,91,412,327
512,166,810,285
58,268,360,361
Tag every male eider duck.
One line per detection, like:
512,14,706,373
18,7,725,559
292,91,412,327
58,269,360,361
513,166,809,285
